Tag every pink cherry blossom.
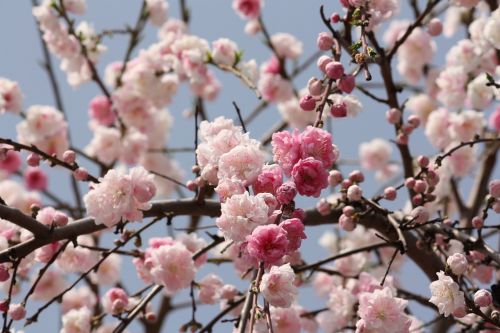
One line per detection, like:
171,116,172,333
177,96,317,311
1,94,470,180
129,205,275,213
272,130,301,176
211,38,239,66
198,274,224,304
429,271,465,317
88,95,115,126
291,157,329,198
216,192,269,242
102,288,129,315
83,167,156,227
299,126,337,169
356,287,411,333
60,307,92,333
246,224,289,264
148,241,196,294
8,304,26,321
260,264,298,308
252,164,283,195
279,218,306,252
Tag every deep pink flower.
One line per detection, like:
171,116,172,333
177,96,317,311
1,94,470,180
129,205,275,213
276,181,297,205
232,0,262,20
24,167,48,191
88,95,115,126
279,218,306,251
291,157,329,197
0,150,21,174
102,288,128,315
246,225,289,264
253,164,283,195
337,74,355,93
299,126,337,169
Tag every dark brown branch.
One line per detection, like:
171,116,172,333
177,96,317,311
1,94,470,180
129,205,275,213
0,204,50,237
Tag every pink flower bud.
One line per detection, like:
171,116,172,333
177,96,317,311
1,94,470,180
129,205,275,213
263,56,281,74
348,170,364,183
402,124,414,135
342,205,355,217
447,253,468,275
331,12,341,23
339,214,356,231
328,170,343,187
472,216,484,229
317,56,332,73
489,180,500,198
347,184,362,201
62,150,76,164
426,170,440,186
0,150,21,173
417,155,429,168
405,177,416,189
396,132,408,145
427,18,443,36
317,32,334,51
325,61,344,80
316,198,331,216
299,95,317,111
414,180,428,193
308,77,325,96
341,179,352,190
383,187,397,201
186,180,197,192
412,194,423,206
0,265,9,282
145,312,156,322
443,218,453,226
73,167,88,181
408,115,421,128
385,108,401,124
276,181,297,205
0,301,7,313
26,153,41,167
336,75,355,94
24,167,48,191
53,212,69,227
474,289,492,307
8,304,25,321
330,101,347,117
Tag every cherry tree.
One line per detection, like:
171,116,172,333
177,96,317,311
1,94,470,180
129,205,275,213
0,0,499,332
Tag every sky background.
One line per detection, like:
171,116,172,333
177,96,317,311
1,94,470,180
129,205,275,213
0,0,497,332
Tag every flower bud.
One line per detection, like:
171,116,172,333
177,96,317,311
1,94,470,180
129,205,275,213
317,32,334,51
474,289,492,307
447,253,468,275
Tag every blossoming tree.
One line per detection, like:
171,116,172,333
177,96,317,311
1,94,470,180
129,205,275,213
0,0,499,332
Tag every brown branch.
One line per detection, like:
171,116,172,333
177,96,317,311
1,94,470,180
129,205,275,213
0,204,50,237
0,138,99,183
